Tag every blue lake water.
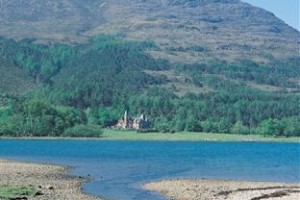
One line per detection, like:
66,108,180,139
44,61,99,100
0,140,299,200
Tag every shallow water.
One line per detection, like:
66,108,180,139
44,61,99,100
0,140,299,200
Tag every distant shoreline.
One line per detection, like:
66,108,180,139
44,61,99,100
1,130,299,143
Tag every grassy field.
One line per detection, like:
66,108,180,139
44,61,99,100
101,129,300,143
1,130,299,143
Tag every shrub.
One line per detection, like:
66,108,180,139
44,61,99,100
230,121,249,135
63,125,103,138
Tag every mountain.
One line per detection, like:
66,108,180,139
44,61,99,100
0,0,299,64
0,0,299,137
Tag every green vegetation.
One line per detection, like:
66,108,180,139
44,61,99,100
0,185,40,200
101,130,300,143
0,98,86,137
177,59,300,89
63,125,103,138
0,57,36,93
0,35,299,138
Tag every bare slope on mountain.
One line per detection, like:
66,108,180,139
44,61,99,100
91,0,299,63
0,0,298,63
0,0,106,42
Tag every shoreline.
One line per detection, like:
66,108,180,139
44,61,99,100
1,131,299,143
144,179,300,200
1,159,299,200
0,159,101,200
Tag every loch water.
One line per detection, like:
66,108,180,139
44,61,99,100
0,140,299,200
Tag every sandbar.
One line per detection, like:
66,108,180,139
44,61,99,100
144,179,300,200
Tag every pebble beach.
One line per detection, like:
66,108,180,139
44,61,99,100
1,159,299,200
0,159,101,200
144,179,300,200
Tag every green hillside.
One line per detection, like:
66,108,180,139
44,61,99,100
0,36,299,137
0,57,36,94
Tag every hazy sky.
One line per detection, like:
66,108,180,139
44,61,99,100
242,0,299,30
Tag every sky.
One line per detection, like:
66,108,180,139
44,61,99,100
242,0,299,31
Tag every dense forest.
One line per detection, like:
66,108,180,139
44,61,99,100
0,36,299,137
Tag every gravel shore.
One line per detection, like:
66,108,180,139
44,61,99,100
0,159,101,200
1,159,299,200
144,179,300,200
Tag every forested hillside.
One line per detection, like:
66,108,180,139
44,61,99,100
0,36,299,137
0,57,36,93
